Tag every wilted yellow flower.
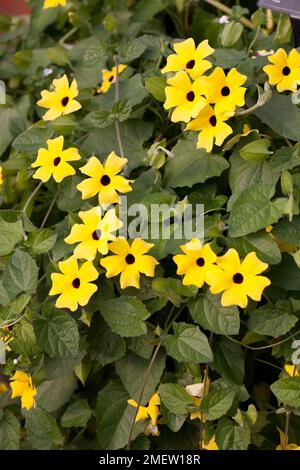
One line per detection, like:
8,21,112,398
206,249,271,308
32,136,81,183
263,48,300,92
161,38,214,80
77,152,133,207
37,74,81,121
128,392,161,426
173,238,217,288
202,434,219,450
50,256,98,312
43,0,66,8
200,67,247,113
276,428,300,450
164,71,207,123
10,371,37,410
185,105,233,153
98,64,127,94
65,207,122,261
100,237,159,289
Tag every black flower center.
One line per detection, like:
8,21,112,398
53,157,61,166
72,278,81,288
61,96,69,107
282,66,291,76
186,91,195,102
221,86,230,96
233,273,244,284
209,115,217,127
108,76,114,82
100,174,111,186
186,59,195,69
92,229,102,240
196,257,205,267
125,254,135,265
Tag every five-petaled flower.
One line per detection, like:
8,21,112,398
164,71,207,123
161,38,214,80
43,0,66,8
37,74,81,121
100,237,159,289
128,392,161,428
65,207,122,261
263,48,300,92
173,238,217,288
50,256,98,311
185,105,233,152
77,152,133,207
205,249,271,308
32,136,81,183
98,64,127,94
10,371,37,410
200,67,247,113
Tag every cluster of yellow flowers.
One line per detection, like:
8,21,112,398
161,38,247,152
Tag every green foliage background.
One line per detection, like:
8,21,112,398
0,0,300,450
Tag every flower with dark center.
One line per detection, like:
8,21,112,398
92,229,102,241
125,254,135,265
233,273,244,284
186,59,195,69
221,86,230,96
61,96,69,107
282,66,291,76
186,91,195,102
196,257,205,267
72,278,81,289
209,115,217,127
108,76,114,82
53,157,61,166
100,174,111,186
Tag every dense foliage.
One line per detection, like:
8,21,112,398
1,0,300,451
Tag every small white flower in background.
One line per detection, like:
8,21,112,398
255,49,275,57
13,358,19,365
218,15,229,24
43,68,53,77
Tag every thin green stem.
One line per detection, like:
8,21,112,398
21,181,43,240
40,190,59,229
226,328,300,351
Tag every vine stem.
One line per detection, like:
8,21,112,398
40,190,59,229
226,327,300,351
21,181,43,240
126,304,185,450
202,0,267,33
283,365,296,449
199,332,213,449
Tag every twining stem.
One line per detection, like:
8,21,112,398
126,304,185,450
226,327,300,351
283,365,296,449
199,332,213,449
21,181,43,240
40,190,59,229
114,57,126,160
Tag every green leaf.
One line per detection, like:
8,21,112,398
254,92,300,141
164,322,213,364
26,229,57,255
216,418,251,450
163,139,229,188
100,75,148,109
0,98,28,156
0,293,31,328
34,311,80,358
221,21,243,47
100,296,150,337
228,183,282,237
61,400,92,428
82,43,106,67
116,350,165,402
271,377,300,408
57,176,83,212
240,138,272,162
0,410,20,450
37,375,77,413
152,278,197,307
189,292,240,335
199,388,236,421
211,338,244,385
12,123,53,155
26,408,62,450
0,213,23,256
247,304,298,337
12,320,39,357
213,48,247,68
272,215,300,246
159,383,194,415
270,254,300,291
117,38,147,62
145,77,166,102
88,316,126,366
270,146,300,172
3,249,38,298
227,231,281,265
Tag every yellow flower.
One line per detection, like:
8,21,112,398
0,166,3,187
263,48,300,92
0,381,8,395
10,371,37,411
284,364,299,377
164,71,207,123
77,152,133,207
200,67,247,113
50,256,98,312
43,0,66,8
173,238,217,288
185,105,233,153
202,434,219,450
31,136,81,183
161,38,214,80
186,379,210,421
65,207,123,261
98,64,127,94
206,249,271,308
276,428,300,450
100,237,159,289
1,329,14,352
37,74,81,121
128,392,161,426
